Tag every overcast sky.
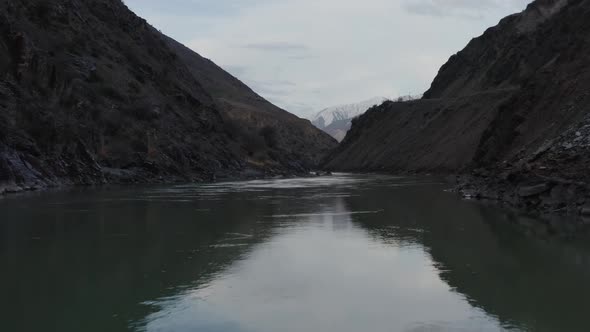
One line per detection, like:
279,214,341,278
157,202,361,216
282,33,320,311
125,0,531,118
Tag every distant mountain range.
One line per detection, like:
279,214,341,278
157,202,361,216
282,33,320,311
311,97,387,142
311,96,420,141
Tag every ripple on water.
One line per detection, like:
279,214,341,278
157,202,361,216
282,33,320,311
267,210,384,218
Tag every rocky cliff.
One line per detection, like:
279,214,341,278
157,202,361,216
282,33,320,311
0,0,336,194
325,0,590,215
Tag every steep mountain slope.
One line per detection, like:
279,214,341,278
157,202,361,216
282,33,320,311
423,0,571,100
326,91,515,172
166,38,336,167
0,0,336,194
326,0,590,214
311,97,387,141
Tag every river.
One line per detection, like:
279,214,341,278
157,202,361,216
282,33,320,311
1,174,589,331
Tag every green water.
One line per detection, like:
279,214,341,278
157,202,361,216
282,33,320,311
1,174,589,332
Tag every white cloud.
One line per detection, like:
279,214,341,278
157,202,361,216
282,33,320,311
403,0,530,18
125,0,531,118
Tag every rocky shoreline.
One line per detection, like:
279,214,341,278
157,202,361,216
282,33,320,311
455,110,590,218
455,172,590,218
0,165,324,196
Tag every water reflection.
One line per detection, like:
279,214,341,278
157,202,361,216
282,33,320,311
0,174,589,332
141,194,500,332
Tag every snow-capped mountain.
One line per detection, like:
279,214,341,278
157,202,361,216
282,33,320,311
311,97,388,142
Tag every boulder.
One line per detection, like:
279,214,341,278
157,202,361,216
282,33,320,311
518,183,550,197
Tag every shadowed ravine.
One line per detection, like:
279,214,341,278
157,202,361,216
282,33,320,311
1,174,589,332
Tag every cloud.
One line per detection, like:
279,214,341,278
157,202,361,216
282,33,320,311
288,54,317,61
248,80,298,98
402,0,531,18
241,42,310,52
223,65,249,77
125,0,532,118
125,0,276,18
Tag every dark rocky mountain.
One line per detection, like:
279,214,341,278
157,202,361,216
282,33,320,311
325,0,590,215
165,37,335,168
0,0,336,194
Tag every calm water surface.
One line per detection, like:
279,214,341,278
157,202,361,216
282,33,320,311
1,174,590,332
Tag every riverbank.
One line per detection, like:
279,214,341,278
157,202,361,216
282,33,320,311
455,172,590,218
0,166,325,197
315,168,590,219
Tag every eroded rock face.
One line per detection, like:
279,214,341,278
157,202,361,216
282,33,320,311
0,0,336,193
323,91,515,172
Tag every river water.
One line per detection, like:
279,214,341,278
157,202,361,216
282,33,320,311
1,174,589,332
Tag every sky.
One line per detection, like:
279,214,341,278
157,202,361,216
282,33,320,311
124,0,531,118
